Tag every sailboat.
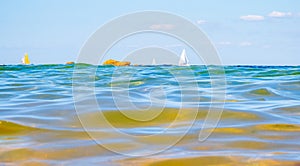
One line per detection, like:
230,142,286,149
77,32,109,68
152,58,157,65
178,49,189,66
22,53,30,65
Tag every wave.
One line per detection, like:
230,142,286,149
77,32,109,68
0,65,300,164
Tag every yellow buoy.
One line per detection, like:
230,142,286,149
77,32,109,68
66,61,74,65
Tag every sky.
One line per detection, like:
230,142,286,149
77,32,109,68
0,0,299,65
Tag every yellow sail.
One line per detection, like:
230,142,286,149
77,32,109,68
22,53,30,64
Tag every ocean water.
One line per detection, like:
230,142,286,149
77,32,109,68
0,64,299,165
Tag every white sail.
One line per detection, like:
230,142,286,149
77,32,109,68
21,57,25,64
152,58,156,65
178,49,189,66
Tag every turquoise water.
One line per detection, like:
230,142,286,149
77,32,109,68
0,64,300,165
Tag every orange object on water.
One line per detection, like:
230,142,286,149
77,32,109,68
103,59,130,66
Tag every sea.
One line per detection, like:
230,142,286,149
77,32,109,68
0,64,299,165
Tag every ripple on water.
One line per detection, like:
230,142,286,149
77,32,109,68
0,65,300,164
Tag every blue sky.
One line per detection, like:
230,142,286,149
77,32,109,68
0,0,299,65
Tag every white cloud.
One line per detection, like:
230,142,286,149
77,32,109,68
239,41,252,47
262,44,272,49
196,20,207,25
150,24,175,30
240,15,264,21
268,11,292,18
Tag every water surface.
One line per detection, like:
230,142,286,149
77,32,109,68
0,65,299,165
